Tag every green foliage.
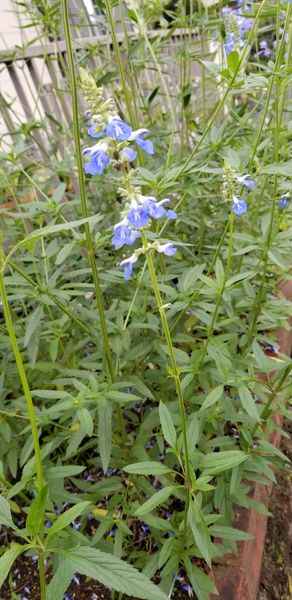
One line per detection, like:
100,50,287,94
0,0,291,598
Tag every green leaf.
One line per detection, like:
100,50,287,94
226,271,256,287
238,385,260,422
106,391,142,403
260,160,292,176
227,50,240,74
26,484,48,536
158,536,176,569
47,501,91,539
184,557,218,600
45,465,85,479
98,403,112,474
7,214,101,261
46,559,74,600
124,462,172,475
200,386,224,411
134,486,176,517
55,242,75,266
159,402,177,448
186,413,200,451
0,544,28,588
252,341,272,370
0,495,16,528
187,498,213,566
24,305,43,348
199,450,248,474
208,525,253,541
78,407,94,437
60,546,168,600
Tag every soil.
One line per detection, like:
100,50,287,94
257,421,292,600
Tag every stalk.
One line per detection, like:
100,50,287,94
244,4,291,348
0,256,46,599
61,0,126,439
251,363,292,439
140,232,191,493
104,0,136,129
195,211,234,371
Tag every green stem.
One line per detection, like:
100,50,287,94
0,261,47,598
61,0,126,440
196,212,234,371
140,232,191,491
104,0,135,129
0,269,43,490
38,555,46,600
244,5,291,348
251,363,292,439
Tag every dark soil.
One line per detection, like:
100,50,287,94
258,421,292,600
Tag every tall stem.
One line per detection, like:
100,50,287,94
0,261,46,598
0,270,43,491
244,4,291,348
61,0,126,439
196,212,234,371
140,232,191,491
251,363,292,439
104,0,136,129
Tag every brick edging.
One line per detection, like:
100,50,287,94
210,280,292,600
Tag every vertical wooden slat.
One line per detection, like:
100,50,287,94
6,61,48,157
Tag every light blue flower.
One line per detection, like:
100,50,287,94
232,196,247,215
87,123,105,138
225,33,235,55
279,193,290,209
129,129,154,155
83,141,110,175
236,174,256,189
120,146,137,162
105,116,132,141
120,254,138,280
112,220,140,249
127,204,150,228
157,243,177,256
140,197,177,221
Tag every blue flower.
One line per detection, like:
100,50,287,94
236,174,256,189
127,204,150,228
279,193,290,209
105,116,132,141
120,254,138,280
129,129,154,155
225,33,235,55
232,196,248,215
157,243,177,256
112,220,140,249
83,141,110,175
45,520,52,528
257,40,270,58
120,146,137,163
141,197,177,221
88,123,105,138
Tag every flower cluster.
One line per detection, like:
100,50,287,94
112,190,177,279
83,119,154,175
223,163,255,215
223,4,253,55
79,70,154,176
